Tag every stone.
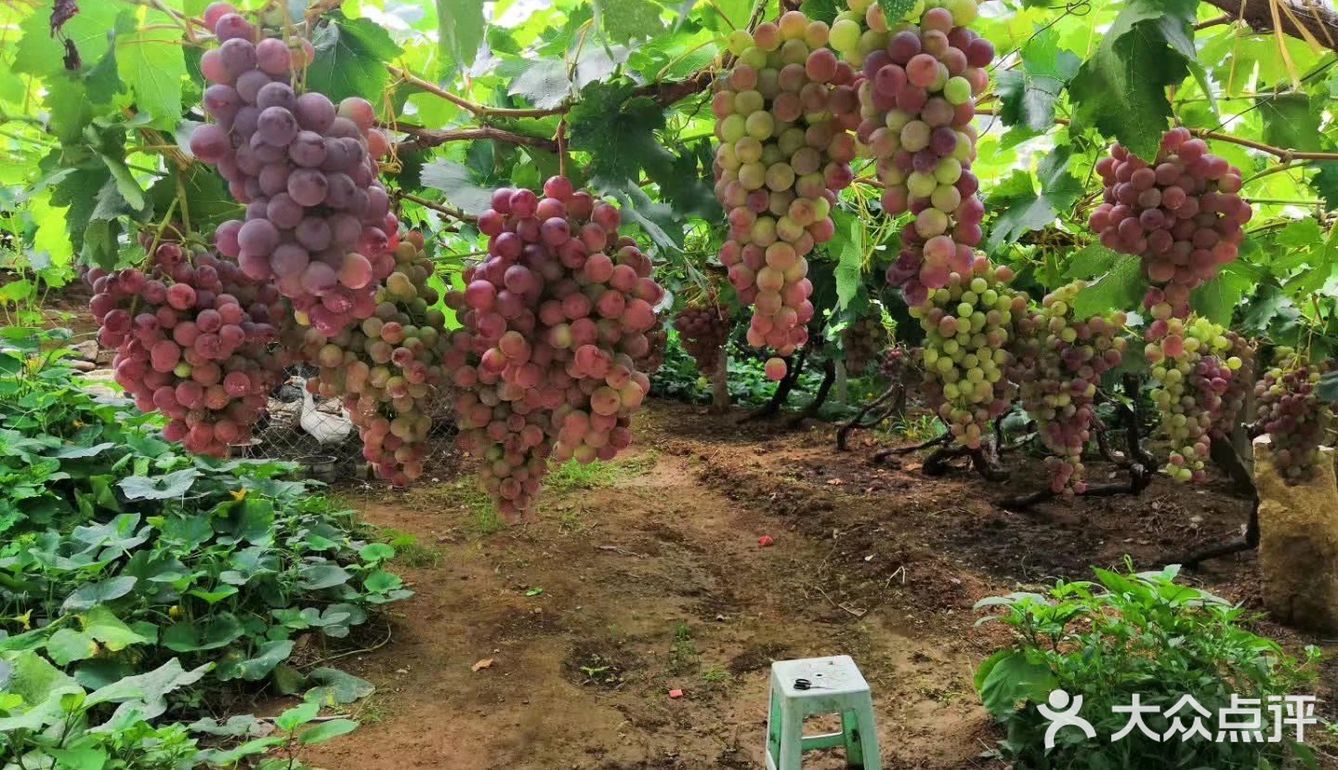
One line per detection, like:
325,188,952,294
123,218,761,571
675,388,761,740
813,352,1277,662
68,339,99,361
1253,436,1338,634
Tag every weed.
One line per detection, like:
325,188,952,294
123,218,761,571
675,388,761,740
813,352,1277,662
380,528,443,568
887,413,945,443
702,666,731,684
668,621,700,674
547,452,658,492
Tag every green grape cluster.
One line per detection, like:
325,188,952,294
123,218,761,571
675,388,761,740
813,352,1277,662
1144,315,1238,482
911,257,1023,449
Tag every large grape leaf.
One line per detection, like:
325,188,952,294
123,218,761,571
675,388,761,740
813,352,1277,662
1074,254,1145,319
1310,162,1338,210
876,0,918,24
569,83,671,185
1190,267,1253,326
596,0,664,43
1258,93,1322,152
592,177,684,253
307,12,403,104
507,59,571,110
13,2,126,79
436,0,485,78
420,159,496,216
829,210,864,312
1068,0,1198,160
801,0,840,24
117,29,187,130
996,26,1080,133
984,145,1082,250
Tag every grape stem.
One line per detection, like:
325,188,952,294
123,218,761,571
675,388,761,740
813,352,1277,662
394,124,559,154
394,191,477,223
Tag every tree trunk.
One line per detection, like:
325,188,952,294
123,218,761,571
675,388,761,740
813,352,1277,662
709,348,730,414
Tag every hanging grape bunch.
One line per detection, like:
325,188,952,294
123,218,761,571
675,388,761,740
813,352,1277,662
301,232,450,485
1212,330,1255,437
854,0,992,306
911,258,1023,449
1091,127,1251,320
637,315,669,376
89,242,287,456
1255,352,1330,484
674,302,733,375
189,3,397,338
1144,315,1237,482
445,178,664,519
841,312,888,375
1012,282,1127,494
715,10,859,380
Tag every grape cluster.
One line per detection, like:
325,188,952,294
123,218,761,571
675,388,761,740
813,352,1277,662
674,303,733,375
637,316,669,376
1144,315,1237,482
841,312,888,375
1091,128,1251,318
189,3,396,337
858,0,992,306
445,178,664,519
1213,330,1255,437
911,258,1022,449
89,243,287,456
1013,282,1127,493
715,10,859,380
301,233,450,485
1255,353,1329,484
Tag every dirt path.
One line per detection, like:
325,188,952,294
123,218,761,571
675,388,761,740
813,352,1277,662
302,401,1333,770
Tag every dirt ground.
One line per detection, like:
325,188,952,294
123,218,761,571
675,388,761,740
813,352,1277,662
293,400,1336,770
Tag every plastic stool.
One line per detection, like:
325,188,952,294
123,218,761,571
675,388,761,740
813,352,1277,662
764,655,880,770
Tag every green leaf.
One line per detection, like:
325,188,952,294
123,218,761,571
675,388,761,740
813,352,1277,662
1062,244,1122,281
162,614,244,653
299,563,353,590
47,747,107,770
985,145,1083,250
1074,254,1145,318
1310,161,1338,210
85,658,210,722
299,718,359,745
147,165,240,232
596,0,664,43
876,0,917,24
420,159,496,216
1317,369,1338,403
976,651,1057,718
996,26,1080,133
46,629,99,666
14,2,124,79
800,0,839,24
62,577,138,613
592,176,684,253
829,210,864,312
1068,0,1197,160
96,152,146,213
216,639,295,682
436,0,486,78
118,468,198,500
80,607,148,651
507,59,571,110
570,83,670,185
117,29,186,130
1190,268,1252,326
276,701,321,731
307,11,403,103
304,668,375,706
358,543,395,562
1258,93,1322,152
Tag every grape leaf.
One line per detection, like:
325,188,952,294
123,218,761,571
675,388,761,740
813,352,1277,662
596,0,664,43
996,26,1080,133
1190,267,1252,326
507,59,571,110
569,83,671,185
592,176,683,253
1258,93,1322,152
13,1,125,78
984,145,1082,250
877,0,917,24
1317,369,1338,403
1068,0,1197,160
801,0,840,24
1310,162,1338,210
1074,254,1145,319
307,12,403,103
420,159,496,216
829,210,864,312
1062,244,1122,280
117,29,186,130
148,166,241,233
436,0,485,78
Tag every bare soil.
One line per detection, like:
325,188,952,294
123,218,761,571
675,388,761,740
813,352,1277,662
295,400,1336,770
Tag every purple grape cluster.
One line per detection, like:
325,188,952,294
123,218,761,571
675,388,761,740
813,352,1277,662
189,2,397,338
1255,355,1329,484
674,303,732,375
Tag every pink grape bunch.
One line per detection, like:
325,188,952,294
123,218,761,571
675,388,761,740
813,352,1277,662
858,0,992,306
674,302,733,375
89,242,287,456
1090,128,1252,320
1254,352,1329,485
910,258,1023,449
1212,330,1255,438
637,315,669,376
188,2,398,338
1012,282,1127,494
715,10,861,381
1144,315,1239,482
300,233,450,486
444,178,665,520
841,312,888,375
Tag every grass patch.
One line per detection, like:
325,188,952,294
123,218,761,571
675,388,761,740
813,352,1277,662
547,452,658,493
404,479,502,536
380,528,444,568
668,621,699,675
885,413,945,444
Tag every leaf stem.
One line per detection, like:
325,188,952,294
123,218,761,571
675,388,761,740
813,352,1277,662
393,124,559,153
395,191,476,222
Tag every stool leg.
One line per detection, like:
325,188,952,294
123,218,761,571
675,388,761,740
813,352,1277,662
854,696,881,770
765,687,782,770
841,709,865,767
777,698,805,770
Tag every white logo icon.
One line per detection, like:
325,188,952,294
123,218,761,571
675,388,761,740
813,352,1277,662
1036,689,1096,749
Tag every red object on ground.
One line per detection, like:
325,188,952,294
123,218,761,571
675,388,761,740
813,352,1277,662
668,689,684,699
758,535,775,547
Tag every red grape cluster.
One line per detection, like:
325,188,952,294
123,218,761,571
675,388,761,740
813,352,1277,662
911,258,1022,449
301,233,450,485
674,303,733,375
637,316,668,376
1213,330,1255,437
1144,316,1237,482
841,312,888,375
444,178,664,519
189,3,397,338
89,242,287,456
1090,128,1251,319
1013,282,1127,493
859,1,992,306
1254,353,1329,484
715,11,860,380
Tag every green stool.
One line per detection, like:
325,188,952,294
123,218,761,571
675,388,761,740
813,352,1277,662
765,655,881,770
